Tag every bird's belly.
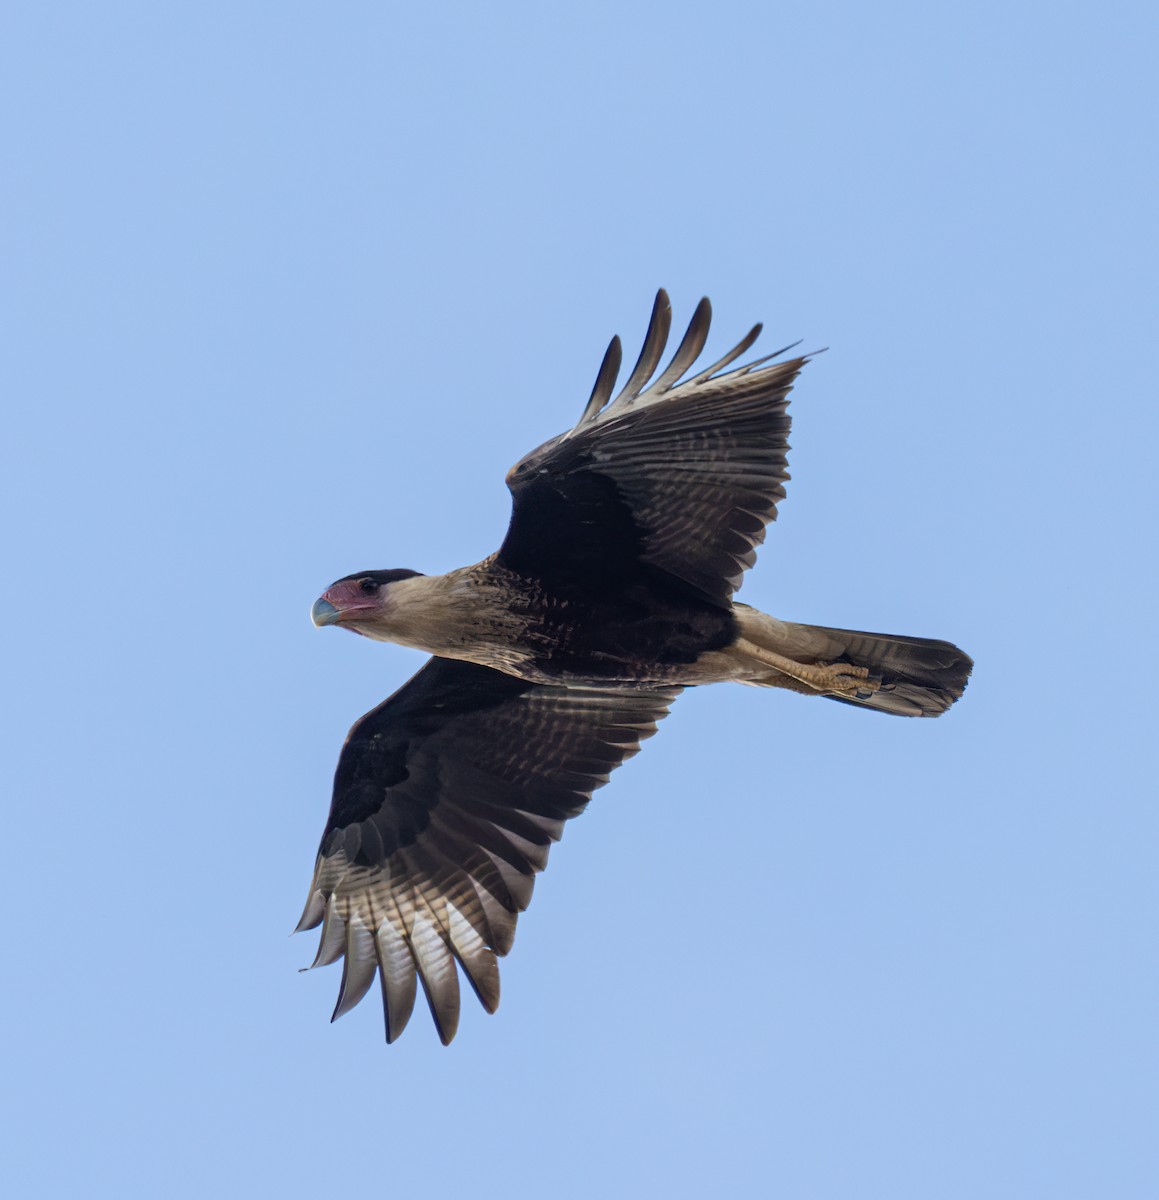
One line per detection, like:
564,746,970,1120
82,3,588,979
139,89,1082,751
514,599,739,686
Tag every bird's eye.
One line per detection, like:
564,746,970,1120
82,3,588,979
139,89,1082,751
358,578,380,595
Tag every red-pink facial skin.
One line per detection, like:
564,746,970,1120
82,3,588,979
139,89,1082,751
320,578,384,618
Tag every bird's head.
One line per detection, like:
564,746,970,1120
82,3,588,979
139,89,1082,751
311,569,425,639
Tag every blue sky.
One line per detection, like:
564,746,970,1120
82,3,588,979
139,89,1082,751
4,3,1157,1197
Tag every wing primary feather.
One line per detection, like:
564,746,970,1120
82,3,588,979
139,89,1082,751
410,905,461,1045
479,846,537,911
331,915,378,1021
576,335,622,427
716,345,813,383
759,337,804,361
294,887,325,933
374,906,418,1043
469,876,518,956
610,288,672,408
647,296,712,394
686,322,763,384
736,340,806,375
308,892,347,968
732,352,781,377
446,903,501,1013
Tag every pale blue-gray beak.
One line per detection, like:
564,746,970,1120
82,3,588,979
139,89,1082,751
311,597,341,627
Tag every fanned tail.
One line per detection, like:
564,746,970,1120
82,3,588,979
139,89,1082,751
734,606,972,717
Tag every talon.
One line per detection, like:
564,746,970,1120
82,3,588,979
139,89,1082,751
823,663,880,696
733,638,882,698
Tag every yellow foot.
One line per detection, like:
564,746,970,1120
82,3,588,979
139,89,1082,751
812,662,881,697
734,638,881,697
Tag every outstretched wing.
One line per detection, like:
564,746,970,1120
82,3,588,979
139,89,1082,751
297,657,680,1044
499,290,812,606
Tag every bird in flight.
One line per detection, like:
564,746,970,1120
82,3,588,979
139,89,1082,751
300,291,972,1044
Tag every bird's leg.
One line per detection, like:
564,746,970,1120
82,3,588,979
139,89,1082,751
733,638,881,697
744,672,827,696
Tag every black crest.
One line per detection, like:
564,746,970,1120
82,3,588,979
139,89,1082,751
333,568,424,586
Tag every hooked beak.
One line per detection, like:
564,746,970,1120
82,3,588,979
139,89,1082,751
313,578,385,631
311,597,341,627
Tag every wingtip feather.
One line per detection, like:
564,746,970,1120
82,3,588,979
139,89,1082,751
411,908,461,1045
686,321,764,385
331,917,379,1022
648,295,712,395
577,334,622,427
294,887,326,933
375,914,418,1042
309,893,347,968
610,288,673,409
